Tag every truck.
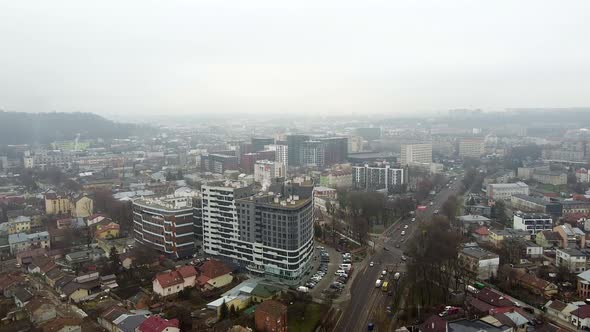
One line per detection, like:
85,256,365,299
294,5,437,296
375,279,382,288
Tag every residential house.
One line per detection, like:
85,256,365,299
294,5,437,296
42,317,82,332
13,287,33,307
556,248,589,273
153,266,197,297
61,280,99,303
577,270,590,299
468,288,517,316
4,216,32,234
8,231,50,254
70,194,94,218
545,300,578,324
25,297,57,325
251,284,283,303
458,246,500,280
197,260,234,290
94,222,120,240
45,269,66,288
44,192,94,218
536,231,563,249
100,274,118,290
87,214,107,227
571,305,590,329
419,315,448,332
488,228,531,247
554,223,587,249
98,305,129,332
516,273,558,298
255,299,287,332
458,215,492,233
137,316,180,332
524,241,543,258
0,272,26,297
113,313,148,332
65,248,105,265
28,256,57,276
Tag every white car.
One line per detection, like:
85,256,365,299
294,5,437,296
401,231,406,236
411,218,416,222
381,270,387,276
369,261,374,267
404,225,408,229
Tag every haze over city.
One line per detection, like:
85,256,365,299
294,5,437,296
1,0,589,118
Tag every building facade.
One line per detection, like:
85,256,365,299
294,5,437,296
512,212,553,235
459,138,485,158
300,141,325,167
286,135,310,166
400,143,432,165
132,195,196,258
352,164,404,191
254,160,286,187
202,180,314,285
486,182,529,200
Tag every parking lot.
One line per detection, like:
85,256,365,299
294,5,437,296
300,244,354,300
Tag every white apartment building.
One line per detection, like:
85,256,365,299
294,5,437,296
265,144,289,169
400,143,432,165
459,138,485,158
487,182,529,200
201,181,314,285
556,248,588,273
513,212,553,235
352,164,404,191
254,160,286,187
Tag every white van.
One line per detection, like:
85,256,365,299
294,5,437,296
339,264,352,271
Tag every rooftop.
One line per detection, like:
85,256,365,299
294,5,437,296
133,194,194,211
461,247,499,260
488,182,528,188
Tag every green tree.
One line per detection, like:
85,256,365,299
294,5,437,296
314,223,323,239
492,200,509,226
219,300,229,320
229,304,237,318
109,246,120,272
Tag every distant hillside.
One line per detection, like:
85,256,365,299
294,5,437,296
0,111,154,145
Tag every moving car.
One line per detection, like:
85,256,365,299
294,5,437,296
375,279,382,288
401,231,406,236
369,261,374,267
404,224,408,229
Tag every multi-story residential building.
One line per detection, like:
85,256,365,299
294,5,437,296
458,246,500,280
32,151,74,170
286,134,310,166
300,140,325,167
486,182,529,200
577,270,590,300
320,169,353,188
132,195,196,258
532,170,568,186
488,228,531,247
352,164,404,192
510,194,563,217
200,153,238,174
254,160,286,187
202,180,314,285
458,138,485,158
554,224,587,248
265,144,289,168
562,201,590,216
556,248,590,273
44,192,94,218
8,231,50,254
320,137,348,166
400,143,432,165
2,216,31,235
513,212,553,235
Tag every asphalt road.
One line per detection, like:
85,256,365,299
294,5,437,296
334,181,464,332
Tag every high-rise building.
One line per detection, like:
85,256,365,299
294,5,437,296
400,143,432,165
286,135,310,166
459,138,485,158
352,164,404,191
132,195,196,258
355,127,381,141
320,137,348,165
300,141,325,167
202,180,314,285
251,137,275,152
254,160,286,187
265,144,289,168
201,153,238,174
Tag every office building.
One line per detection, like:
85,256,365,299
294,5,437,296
300,141,325,167
202,180,314,285
251,138,275,152
240,150,276,174
352,164,404,191
132,195,196,258
513,212,553,235
254,160,286,187
459,138,485,158
400,143,432,165
286,135,310,166
486,182,529,200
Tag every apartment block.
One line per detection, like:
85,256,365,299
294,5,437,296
352,164,404,191
512,212,553,235
459,138,485,158
400,143,432,165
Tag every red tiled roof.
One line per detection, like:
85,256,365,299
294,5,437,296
0,272,25,291
155,271,184,288
420,315,448,332
42,317,82,332
199,260,232,279
197,275,211,286
256,299,287,318
573,305,590,319
100,305,129,322
474,226,490,236
476,288,515,307
177,265,197,278
138,315,179,332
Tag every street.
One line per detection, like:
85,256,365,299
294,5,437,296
333,181,463,332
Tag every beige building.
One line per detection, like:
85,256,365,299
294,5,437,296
400,143,432,165
459,138,485,158
44,192,93,218
45,192,71,215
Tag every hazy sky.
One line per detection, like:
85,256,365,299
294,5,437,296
1,1,589,117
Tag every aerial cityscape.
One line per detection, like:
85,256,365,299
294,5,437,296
1,1,590,332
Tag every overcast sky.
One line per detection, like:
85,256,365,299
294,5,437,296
1,1,589,117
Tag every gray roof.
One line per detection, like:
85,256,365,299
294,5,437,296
8,231,49,245
448,319,507,332
115,314,147,332
13,288,33,303
461,247,499,260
